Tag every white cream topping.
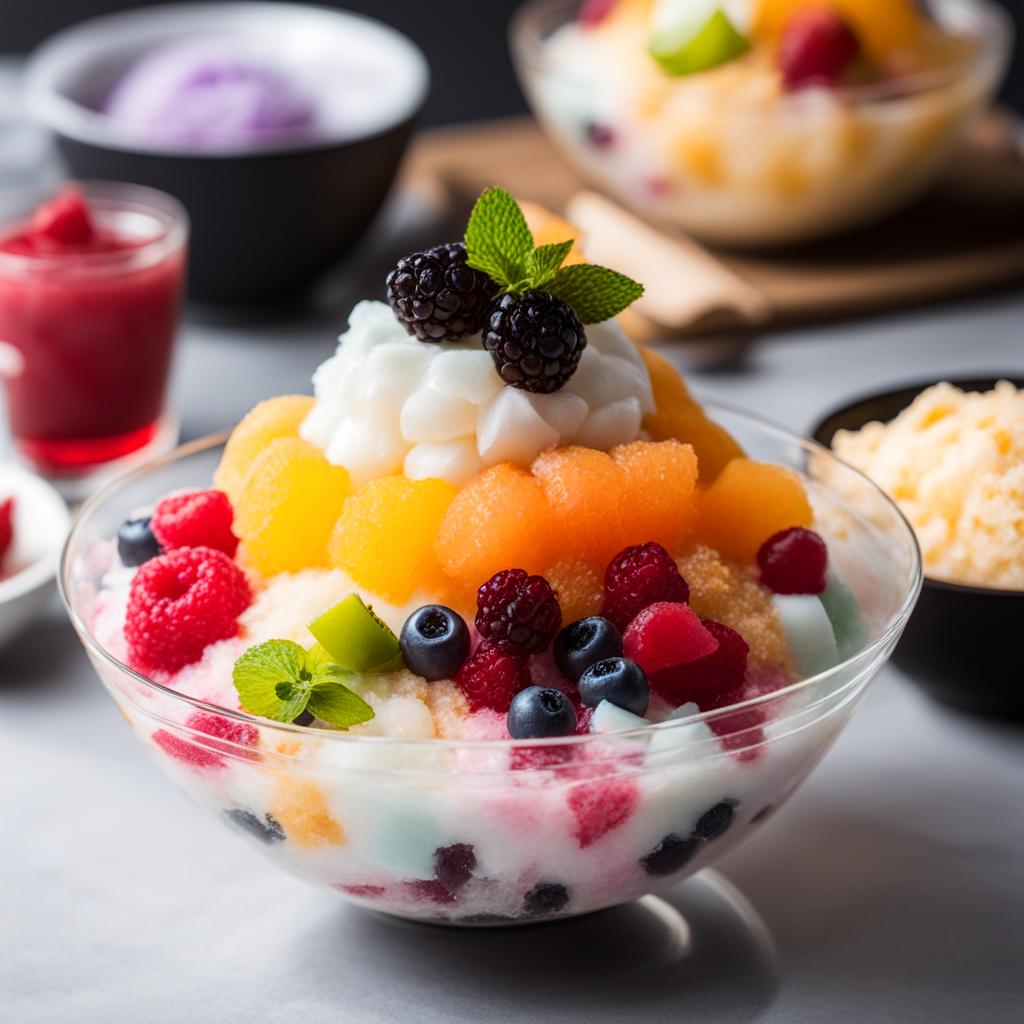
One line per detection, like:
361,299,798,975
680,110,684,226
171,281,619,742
300,300,653,487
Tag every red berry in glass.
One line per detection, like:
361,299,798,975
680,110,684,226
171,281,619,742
757,527,828,595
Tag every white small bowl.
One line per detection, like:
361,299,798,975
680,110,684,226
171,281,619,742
0,464,71,651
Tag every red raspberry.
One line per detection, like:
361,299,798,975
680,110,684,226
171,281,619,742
780,5,859,91
0,497,13,567
650,620,749,709
568,777,639,848
29,187,95,248
623,602,718,675
757,527,828,595
152,711,259,770
475,569,562,655
125,546,251,673
151,489,239,557
456,640,530,712
601,542,689,630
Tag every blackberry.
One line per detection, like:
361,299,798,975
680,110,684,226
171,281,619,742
386,241,495,342
476,568,562,655
483,291,586,393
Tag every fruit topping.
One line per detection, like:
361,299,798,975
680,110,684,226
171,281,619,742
640,833,701,876
757,526,828,595
484,291,587,394
456,640,530,713
308,594,401,674
400,605,471,681
649,619,749,709
622,602,719,675
650,8,751,77
328,475,456,604
28,187,95,249
117,515,161,568
523,882,570,915
434,843,477,894
125,546,251,673
779,5,860,90
151,488,239,557
386,241,497,342
476,568,562,656
602,541,690,630
214,394,314,505
0,497,13,568
507,686,578,739
152,710,258,770
579,0,618,29
568,777,638,848
694,799,737,841
554,615,623,683
578,657,649,716
223,809,286,844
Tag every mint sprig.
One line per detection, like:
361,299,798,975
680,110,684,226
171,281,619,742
233,639,374,729
463,187,644,324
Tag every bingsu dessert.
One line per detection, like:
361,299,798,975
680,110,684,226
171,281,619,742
80,190,888,923
517,0,1007,245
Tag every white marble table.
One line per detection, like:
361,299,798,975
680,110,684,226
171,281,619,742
2,195,1022,1023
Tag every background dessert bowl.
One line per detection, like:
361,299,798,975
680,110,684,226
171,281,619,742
60,407,921,925
511,0,1012,248
25,2,429,304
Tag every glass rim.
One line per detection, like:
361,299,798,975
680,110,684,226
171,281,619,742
59,402,924,752
509,0,1013,110
0,179,189,275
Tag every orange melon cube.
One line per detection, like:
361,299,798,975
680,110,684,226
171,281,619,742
547,560,604,623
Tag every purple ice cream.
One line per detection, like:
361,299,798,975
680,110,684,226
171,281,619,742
104,42,318,150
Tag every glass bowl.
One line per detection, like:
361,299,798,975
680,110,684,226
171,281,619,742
60,406,921,925
510,0,1012,248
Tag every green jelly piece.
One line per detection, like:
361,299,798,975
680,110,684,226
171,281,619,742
650,9,750,76
819,573,868,661
307,594,401,674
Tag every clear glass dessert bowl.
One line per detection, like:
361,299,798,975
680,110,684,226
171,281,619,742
60,406,921,925
511,0,1011,248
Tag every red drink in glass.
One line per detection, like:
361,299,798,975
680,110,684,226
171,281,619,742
0,182,187,484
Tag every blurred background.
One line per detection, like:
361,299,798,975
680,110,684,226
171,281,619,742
2,0,1022,123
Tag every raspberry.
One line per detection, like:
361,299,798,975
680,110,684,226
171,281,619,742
622,602,718,674
125,546,251,673
386,241,496,342
29,187,95,248
757,527,828,595
152,710,259,770
404,879,457,904
602,542,690,630
476,568,562,655
567,777,639,848
151,489,239,557
650,619,749,709
455,640,530,712
780,5,860,91
0,497,13,567
434,843,476,893
483,291,586,394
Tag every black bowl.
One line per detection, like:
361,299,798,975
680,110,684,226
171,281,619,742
24,3,428,305
812,376,1024,718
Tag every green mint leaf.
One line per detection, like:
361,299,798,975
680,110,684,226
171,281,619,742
233,640,312,723
306,681,375,729
526,239,575,289
464,186,534,290
547,263,645,324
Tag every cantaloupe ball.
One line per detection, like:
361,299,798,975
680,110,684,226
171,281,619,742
434,463,558,588
234,438,350,577
640,347,743,483
695,458,813,564
214,395,315,506
611,440,699,555
328,476,457,605
546,560,604,623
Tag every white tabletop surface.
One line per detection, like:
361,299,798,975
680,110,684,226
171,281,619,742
1,189,1023,1024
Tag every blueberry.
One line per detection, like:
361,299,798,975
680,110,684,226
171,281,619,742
292,709,316,727
523,882,570,915
640,834,701,876
554,616,622,683
117,516,161,567
434,843,476,893
507,686,577,739
224,809,285,844
694,800,737,841
400,605,471,681
578,657,649,716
